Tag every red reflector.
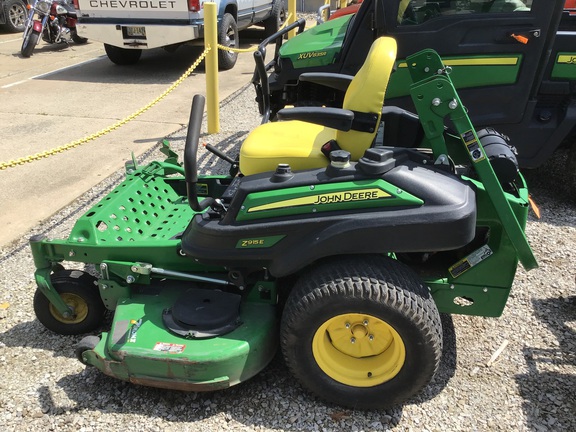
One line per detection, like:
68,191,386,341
188,0,201,12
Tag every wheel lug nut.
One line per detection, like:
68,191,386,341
369,334,374,341
363,320,369,326
350,337,356,344
345,322,351,329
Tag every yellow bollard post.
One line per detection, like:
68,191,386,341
204,2,219,133
288,0,296,39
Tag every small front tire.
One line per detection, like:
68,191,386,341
33,270,105,335
280,255,443,409
75,335,101,365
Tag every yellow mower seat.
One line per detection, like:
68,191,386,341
240,37,398,176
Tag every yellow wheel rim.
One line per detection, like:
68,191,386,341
312,313,406,387
49,293,89,324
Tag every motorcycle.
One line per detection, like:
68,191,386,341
21,0,87,57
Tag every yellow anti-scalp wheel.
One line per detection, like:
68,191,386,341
280,255,443,410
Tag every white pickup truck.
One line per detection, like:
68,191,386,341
73,0,285,69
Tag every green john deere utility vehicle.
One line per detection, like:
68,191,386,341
29,37,537,409
254,0,576,183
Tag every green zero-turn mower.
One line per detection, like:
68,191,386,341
29,37,537,409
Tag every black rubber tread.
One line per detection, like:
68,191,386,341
75,335,101,365
33,270,105,335
263,0,285,37
104,44,142,65
280,255,443,410
1,0,26,33
21,30,39,58
217,13,238,71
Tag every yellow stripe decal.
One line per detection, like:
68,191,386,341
557,55,576,64
398,57,519,68
248,188,391,213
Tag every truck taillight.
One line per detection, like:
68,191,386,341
188,0,201,12
73,0,79,8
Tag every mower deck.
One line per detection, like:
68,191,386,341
82,281,277,391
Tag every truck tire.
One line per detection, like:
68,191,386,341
104,44,142,65
1,0,27,33
280,255,443,410
218,13,238,71
263,0,286,38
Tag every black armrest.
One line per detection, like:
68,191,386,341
277,107,354,131
298,73,354,93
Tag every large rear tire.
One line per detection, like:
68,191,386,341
280,255,443,409
104,44,142,65
217,13,238,71
33,270,105,335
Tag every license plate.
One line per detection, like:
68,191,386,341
126,26,146,37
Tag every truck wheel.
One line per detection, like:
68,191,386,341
33,270,105,335
263,0,286,38
280,255,443,410
104,44,142,65
217,13,238,71
1,0,27,33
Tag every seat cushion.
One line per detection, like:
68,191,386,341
239,120,336,176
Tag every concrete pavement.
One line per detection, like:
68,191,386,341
0,32,261,248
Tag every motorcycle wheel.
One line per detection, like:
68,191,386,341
21,29,40,58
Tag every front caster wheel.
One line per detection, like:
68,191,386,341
280,255,443,410
33,270,105,335
75,335,101,365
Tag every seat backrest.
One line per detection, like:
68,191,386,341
336,37,397,160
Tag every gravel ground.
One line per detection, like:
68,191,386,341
0,83,575,432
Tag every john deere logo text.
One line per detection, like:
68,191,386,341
313,190,386,204
297,51,327,60
247,188,391,213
